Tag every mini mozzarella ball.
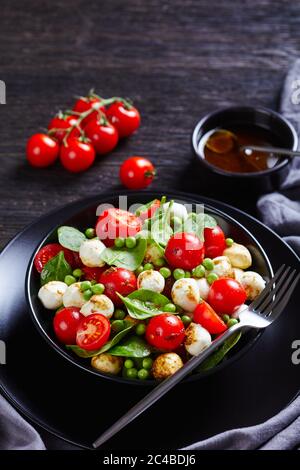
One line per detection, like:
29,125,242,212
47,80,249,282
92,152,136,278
233,267,244,282
161,202,188,221
223,242,252,269
80,294,114,318
79,238,106,268
184,322,212,356
151,353,183,380
38,281,67,310
91,353,123,375
137,270,165,293
171,278,200,312
63,282,86,308
232,303,248,319
195,277,210,300
211,256,234,278
239,271,266,301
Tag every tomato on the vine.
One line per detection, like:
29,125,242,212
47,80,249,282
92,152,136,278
73,96,105,127
106,101,140,138
120,156,156,190
76,314,111,351
204,226,226,258
99,267,137,306
208,278,247,315
96,208,142,246
60,138,95,173
193,301,227,334
84,119,118,155
146,314,185,351
34,243,75,272
48,114,80,142
165,232,205,270
53,307,83,344
26,133,59,168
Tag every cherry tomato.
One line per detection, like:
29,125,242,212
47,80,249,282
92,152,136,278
53,307,83,344
208,278,247,315
96,208,142,246
99,267,137,306
106,101,140,138
165,232,205,270
120,156,156,190
84,119,118,155
76,313,111,351
34,243,75,273
48,114,80,143
82,266,105,281
204,226,226,258
60,138,95,173
193,301,227,334
136,199,161,222
146,314,185,351
26,133,59,168
73,96,106,127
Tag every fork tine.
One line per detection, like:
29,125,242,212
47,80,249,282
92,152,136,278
250,264,286,311
261,269,297,317
264,272,300,322
255,266,292,314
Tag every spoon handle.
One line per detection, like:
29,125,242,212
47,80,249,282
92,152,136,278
241,145,299,157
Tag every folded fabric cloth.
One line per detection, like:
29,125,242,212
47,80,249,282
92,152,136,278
0,395,45,450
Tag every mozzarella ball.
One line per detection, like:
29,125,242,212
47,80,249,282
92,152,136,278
151,353,183,380
184,322,212,356
137,270,165,293
195,277,210,300
79,239,106,268
91,353,123,375
211,256,234,278
233,267,244,282
232,303,248,319
161,202,188,221
171,278,200,312
63,282,86,308
38,281,67,310
223,243,252,269
80,294,114,318
239,271,266,300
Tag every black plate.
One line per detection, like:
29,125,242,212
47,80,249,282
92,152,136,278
0,191,299,450
26,195,272,386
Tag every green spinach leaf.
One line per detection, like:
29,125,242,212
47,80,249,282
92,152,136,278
198,332,241,372
100,237,147,271
151,200,174,246
40,251,72,286
118,288,170,319
58,226,86,252
109,336,152,358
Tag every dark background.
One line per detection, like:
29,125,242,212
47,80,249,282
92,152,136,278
1,0,300,250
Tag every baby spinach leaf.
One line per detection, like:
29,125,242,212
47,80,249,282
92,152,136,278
151,200,174,247
198,332,242,372
204,214,217,229
182,213,217,241
118,288,170,319
100,237,147,271
58,226,86,252
40,251,72,286
109,336,152,358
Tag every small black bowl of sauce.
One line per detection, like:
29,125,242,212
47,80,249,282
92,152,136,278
192,106,298,196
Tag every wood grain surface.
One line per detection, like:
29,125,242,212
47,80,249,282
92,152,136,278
1,0,300,249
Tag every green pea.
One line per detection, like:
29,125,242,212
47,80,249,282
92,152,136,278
159,267,171,278
138,368,149,380
124,359,134,369
163,303,177,313
125,237,137,249
81,281,91,292
173,268,185,280
91,283,105,295
83,289,93,301
185,271,191,278
114,309,126,320
135,265,144,275
64,275,76,286
73,268,83,278
142,357,153,370
203,258,214,271
226,238,234,247
207,273,218,285
222,314,230,324
135,323,146,336
192,264,206,278
114,237,125,248
227,318,239,328
144,263,154,271
127,367,138,379
181,315,192,326
111,320,125,333
154,257,165,267
85,228,96,239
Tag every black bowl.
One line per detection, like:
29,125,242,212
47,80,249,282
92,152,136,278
192,106,298,195
26,192,273,386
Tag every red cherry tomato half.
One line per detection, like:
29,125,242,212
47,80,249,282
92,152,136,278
136,199,161,222
106,101,141,138
48,114,80,143
84,119,118,155
204,226,226,258
53,307,83,344
60,138,95,173
96,208,142,246
193,301,227,334
26,133,59,168
81,266,106,282
165,232,205,270
208,278,247,315
99,267,137,306
146,314,185,351
120,156,156,190
73,97,106,127
34,243,75,273
76,313,111,351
